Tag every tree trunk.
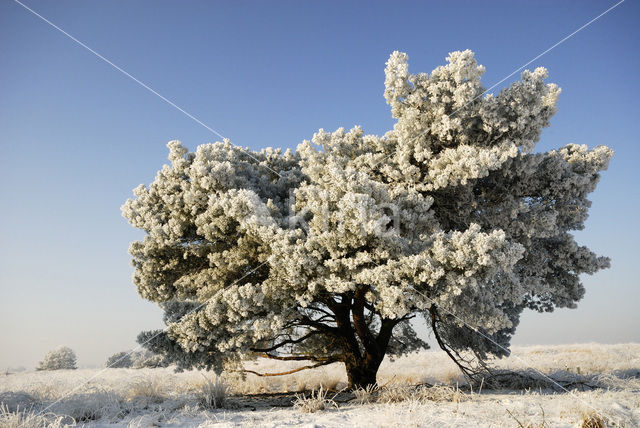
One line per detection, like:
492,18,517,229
344,352,383,389
327,291,399,389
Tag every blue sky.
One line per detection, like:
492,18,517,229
1,0,638,369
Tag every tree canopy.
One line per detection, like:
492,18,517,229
122,50,611,388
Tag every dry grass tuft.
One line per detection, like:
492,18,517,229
124,378,166,404
581,411,606,428
0,404,74,428
198,375,228,409
352,384,377,404
506,405,549,428
318,377,341,391
375,384,467,405
415,384,466,403
376,386,412,404
293,386,338,413
442,369,465,385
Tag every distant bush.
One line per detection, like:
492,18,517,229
105,351,133,368
37,346,77,370
104,350,169,369
131,350,169,369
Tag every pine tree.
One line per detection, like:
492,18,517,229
123,50,611,388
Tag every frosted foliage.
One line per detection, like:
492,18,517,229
105,351,133,368
122,51,611,384
37,347,77,371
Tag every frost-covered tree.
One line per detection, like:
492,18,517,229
122,50,611,388
131,350,170,369
105,350,169,369
37,346,77,370
105,351,133,368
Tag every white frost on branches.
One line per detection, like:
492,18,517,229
122,50,612,378
37,346,77,371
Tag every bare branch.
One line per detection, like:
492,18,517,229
243,359,338,377
305,305,335,318
296,316,340,334
250,331,321,353
429,304,485,382
257,353,324,362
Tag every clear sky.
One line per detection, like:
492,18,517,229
1,0,638,369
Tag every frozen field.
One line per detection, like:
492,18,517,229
1,343,639,427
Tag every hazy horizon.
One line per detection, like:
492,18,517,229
1,0,639,370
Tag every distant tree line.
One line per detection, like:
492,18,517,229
33,346,169,371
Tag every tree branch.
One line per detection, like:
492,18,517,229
295,315,340,333
257,353,331,362
329,294,362,361
243,359,338,377
352,285,375,347
311,314,336,324
376,317,400,350
305,305,335,319
397,314,415,322
249,331,321,353
429,304,479,381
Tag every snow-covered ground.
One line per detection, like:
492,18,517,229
1,343,639,427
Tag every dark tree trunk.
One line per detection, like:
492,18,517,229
324,290,400,389
345,356,382,389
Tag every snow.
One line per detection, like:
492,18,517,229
1,344,639,427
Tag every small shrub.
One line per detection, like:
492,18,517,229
37,346,77,371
